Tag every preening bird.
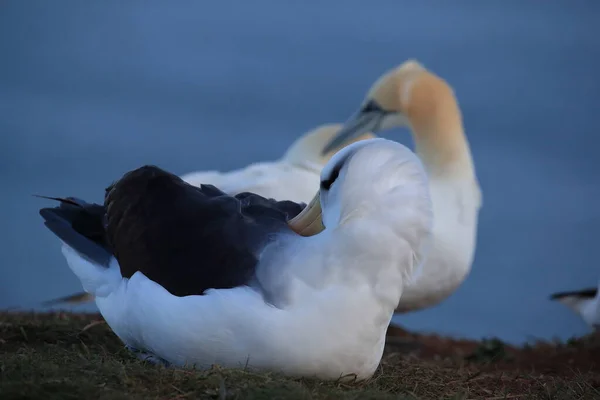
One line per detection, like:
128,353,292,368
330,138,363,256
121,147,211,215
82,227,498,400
38,138,433,379
43,123,374,306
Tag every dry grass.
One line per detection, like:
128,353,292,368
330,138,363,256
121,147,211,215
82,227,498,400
1,312,599,400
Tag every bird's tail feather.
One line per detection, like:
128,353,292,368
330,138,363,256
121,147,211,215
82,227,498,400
38,195,111,267
38,195,121,298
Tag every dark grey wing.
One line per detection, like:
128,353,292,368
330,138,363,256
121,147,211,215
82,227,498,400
102,165,294,296
38,196,112,267
39,165,298,297
234,191,306,220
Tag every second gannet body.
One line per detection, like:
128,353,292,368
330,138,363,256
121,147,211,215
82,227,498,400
323,60,482,312
38,138,433,380
181,124,375,204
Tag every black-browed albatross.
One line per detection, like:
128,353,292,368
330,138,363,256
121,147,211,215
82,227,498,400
39,166,307,298
38,138,433,380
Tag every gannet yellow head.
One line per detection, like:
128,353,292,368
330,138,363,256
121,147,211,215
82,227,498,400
321,60,465,170
283,123,376,170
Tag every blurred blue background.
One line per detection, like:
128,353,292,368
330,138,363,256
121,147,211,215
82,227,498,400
1,0,599,345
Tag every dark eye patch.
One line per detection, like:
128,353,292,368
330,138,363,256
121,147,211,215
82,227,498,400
320,160,344,191
361,100,384,114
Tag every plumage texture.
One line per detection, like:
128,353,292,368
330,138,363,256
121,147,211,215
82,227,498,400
38,139,433,380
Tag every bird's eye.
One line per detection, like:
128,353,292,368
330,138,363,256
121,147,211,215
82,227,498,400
320,162,343,191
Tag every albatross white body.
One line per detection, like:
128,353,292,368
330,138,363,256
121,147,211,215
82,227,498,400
49,138,433,380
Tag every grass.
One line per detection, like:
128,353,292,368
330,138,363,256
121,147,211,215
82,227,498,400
1,312,599,399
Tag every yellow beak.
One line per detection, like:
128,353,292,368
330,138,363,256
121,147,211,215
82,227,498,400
287,191,325,236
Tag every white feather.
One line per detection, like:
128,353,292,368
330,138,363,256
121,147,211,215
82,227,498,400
181,162,320,204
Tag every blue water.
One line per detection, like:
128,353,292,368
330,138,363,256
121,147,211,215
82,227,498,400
1,1,599,345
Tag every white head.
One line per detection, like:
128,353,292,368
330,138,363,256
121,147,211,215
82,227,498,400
289,138,433,248
321,138,431,229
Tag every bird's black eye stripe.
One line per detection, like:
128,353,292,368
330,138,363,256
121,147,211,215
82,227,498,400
320,161,344,191
361,100,384,114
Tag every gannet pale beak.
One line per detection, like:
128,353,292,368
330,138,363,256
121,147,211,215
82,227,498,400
321,106,385,156
288,192,324,236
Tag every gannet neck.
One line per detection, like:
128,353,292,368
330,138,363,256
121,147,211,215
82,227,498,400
361,60,475,178
401,71,474,178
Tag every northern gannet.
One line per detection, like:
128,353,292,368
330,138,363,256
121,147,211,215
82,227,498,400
322,60,482,313
38,138,433,380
